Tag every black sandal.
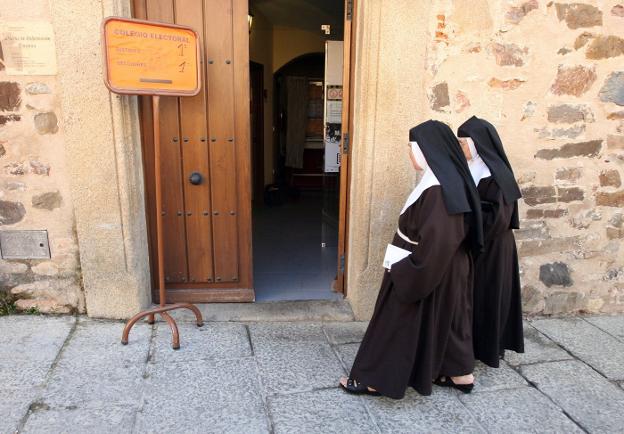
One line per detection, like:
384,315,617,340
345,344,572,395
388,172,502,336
433,376,474,394
339,378,381,396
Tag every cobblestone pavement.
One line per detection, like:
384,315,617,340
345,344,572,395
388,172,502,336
2,313,624,433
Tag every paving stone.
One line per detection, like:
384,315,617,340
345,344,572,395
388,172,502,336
531,318,624,379
459,386,582,433
521,360,624,433
585,315,624,341
151,322,251,364
472,360,527,392
135,358,269,434
336,343,360,372
0,361,52,390
22,405,135,434
40,357,146,409
249,322,328,345
255,342,345,394
0,387,36,434
323,321,368,344
364,388,485,433
268,388,376,434
0,314,74,362
505,323,572,366
60,319,150,367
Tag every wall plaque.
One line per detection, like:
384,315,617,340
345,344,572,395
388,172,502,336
0,22,57,75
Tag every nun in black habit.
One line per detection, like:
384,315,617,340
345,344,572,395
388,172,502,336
457,116,525,368
339,120,483,399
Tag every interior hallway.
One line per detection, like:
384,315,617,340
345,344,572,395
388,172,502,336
253,192,341,302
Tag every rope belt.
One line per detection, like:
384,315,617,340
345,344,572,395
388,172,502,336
396,228,419,246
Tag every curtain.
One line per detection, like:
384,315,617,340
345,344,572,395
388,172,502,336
285,76,309,169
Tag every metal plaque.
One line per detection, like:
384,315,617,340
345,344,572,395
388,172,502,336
0,230,51,259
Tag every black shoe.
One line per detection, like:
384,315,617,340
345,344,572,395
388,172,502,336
339,378,381,396
433,376,474,394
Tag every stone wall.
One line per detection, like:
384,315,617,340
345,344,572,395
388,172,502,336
0,1,83,313
347,0,624,318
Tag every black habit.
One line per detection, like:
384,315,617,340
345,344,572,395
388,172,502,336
349,121,483,398
458,116,525,368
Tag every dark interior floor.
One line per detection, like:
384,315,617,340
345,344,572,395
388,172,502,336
252,192,342,302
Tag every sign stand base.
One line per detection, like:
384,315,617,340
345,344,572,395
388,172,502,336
121,95,204,349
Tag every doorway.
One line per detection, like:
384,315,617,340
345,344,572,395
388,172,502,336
133,0,355,303
249,1,347,301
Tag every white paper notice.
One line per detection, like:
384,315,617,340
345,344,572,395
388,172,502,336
383,244,411,270
0,22,57,75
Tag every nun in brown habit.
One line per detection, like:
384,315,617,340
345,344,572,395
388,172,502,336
457,116,524,368
339,120,484,399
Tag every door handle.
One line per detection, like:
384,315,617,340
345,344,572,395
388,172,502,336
189,172,203,185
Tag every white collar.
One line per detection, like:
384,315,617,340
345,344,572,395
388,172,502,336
461,137,491,185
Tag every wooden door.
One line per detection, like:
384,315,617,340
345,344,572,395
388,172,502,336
336,0,356,294
133,0,253,303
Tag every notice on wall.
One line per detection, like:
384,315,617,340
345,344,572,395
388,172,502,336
323,41,344,173
102,17,200,96
0,22,57,75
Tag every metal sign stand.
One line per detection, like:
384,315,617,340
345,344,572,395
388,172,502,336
102,17,205,350
122,95,204,349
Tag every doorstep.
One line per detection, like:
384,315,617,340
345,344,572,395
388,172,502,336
164,299,355,322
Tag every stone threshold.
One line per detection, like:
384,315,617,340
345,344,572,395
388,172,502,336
162,299,355,323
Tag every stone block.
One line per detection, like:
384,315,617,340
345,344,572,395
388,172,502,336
525,208,567,219
429,82,449,111
33,112,58,134
521,360,624,432
488,78,525,90
22,405,135,434
531,318,624,380
459,387,581,433
489,42,528,66
521,285,544,314
521,186,556,206
607,134,624,149
535,124,585,139
586,35,624,59
518,236,580,256
0,82,21,111
29,160,50,176
0,200,26,225
0,114,21,125
268,388,375,434
535,139,602,159
323,321,368,344
547,104,594,123
31,262,58,276
150,322,251,364
574,31,594,49
544,291,584,314
364,388,484,433
135,358,269,433
557,187,584,202
514,221,550,240
32,191,62,210
24,82,51,95
599,169,622,187
599,71,624,106
596,190,624,207
550,64,597,96
505,323,572,366
506,0,539,24
555,167,582,184
613,5,624,17
555,3,603,29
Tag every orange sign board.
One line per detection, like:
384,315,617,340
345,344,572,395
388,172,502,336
102,17,200,96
